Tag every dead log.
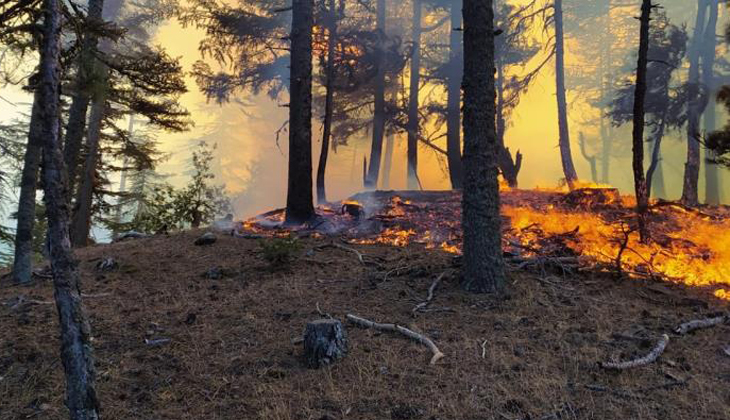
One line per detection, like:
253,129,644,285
303,319,348,368
346,314,444,365
600,334,669,370
675,314,729,335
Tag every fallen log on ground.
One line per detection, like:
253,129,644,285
346,314,444,365
675,314,729,335
600,334,669,370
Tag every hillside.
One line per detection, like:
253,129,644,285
1,229,728,419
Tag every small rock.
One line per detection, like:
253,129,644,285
195,232,217,246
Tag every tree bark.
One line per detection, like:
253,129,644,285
36,0,100,418
461,0,505,294
113,115,134,235
682,0,710,206
12,100,43,284
406,0,422,190
446,0,464,189
554,0,579,189
63,0,105,198
632,0,651,243
316,0,339,204
646,112,667,199
70,67,107,248
382,132,394,189
365,0,387,189
702,0,720,205
285,0,315,224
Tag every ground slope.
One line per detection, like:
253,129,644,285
0,230,728,419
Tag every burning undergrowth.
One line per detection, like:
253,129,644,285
238,189,730,300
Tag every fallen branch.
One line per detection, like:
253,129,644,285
412,272,446,314
600,334,669,370
315,242,380,266
675,314,729,335
723,346,730,358
346,313,444,365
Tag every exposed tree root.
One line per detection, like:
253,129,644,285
600,334,669,370
346,314,444,365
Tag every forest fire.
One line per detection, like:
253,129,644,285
240,188,730,300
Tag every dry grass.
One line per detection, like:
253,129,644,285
0,230,728,419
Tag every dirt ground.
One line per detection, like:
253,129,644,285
0,230,728,419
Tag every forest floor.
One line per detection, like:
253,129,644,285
0,229,728,420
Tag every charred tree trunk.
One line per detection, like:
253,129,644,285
703,0,720,205
682,0,709,206
554,0,578,189
70,65,108,248
285,0,315,224
316,0,339,204
12,103,43,284
63,0,105,198
496,57,521,188
632,0,652,243
382,133,394,189
461,0,505,294
407,0,422,190
36,0,100,418
646,111,667,199
365,0,387,189
446,0,464,189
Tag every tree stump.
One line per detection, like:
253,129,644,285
303,319,348,368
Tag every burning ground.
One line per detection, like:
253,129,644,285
1,189,729,419
242,188,730,301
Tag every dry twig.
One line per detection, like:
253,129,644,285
346,314,444,365
600,334,669,370
412,272,447,314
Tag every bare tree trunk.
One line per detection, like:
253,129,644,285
407,0,422,190
113,115,134,235
70,65,107,248
461,0,505,294
632,0,651,242
600,3,612,185
12,105,43,284
285,0,315,224
646,113,667,199
63,0,105,198
703,0,720,205
578,133,598,183
682,0,710,206
365,0,387,189
496,55,521,188
446,0,464,189
554,0,579,189
316,0,339,204
36,1,100,418
382,133,394,189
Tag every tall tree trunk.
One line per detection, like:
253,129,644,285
113,115,134,234
11,104,43,284
316,0,339,204
578,132,598,183
446,0,464,189
682,0,710,206
285,0,315,224
365,0,387,189
36,0,100,418
382,133,394,189
70,65,107,248
632,0,651,242
461,0,505,294
406,0,422,190
600,2,612,185
63,0,105,198
703,0,720,205
554,0,579,189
